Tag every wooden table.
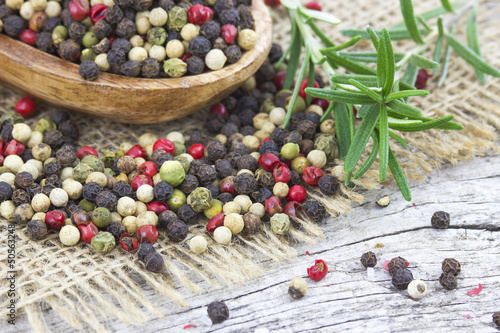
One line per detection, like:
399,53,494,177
8,154,500,332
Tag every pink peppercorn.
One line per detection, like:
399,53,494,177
90,4,107,24
76,146,98,159
126,144,146,159
14,97,36,118
220,24,238,44
187,4,214,25
69,0,89,21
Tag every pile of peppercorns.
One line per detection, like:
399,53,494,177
0,0,256,80
0,41,343,273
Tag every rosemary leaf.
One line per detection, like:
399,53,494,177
331,74,379,86
308,20,335,47
300,6,341,25
416,15,432,33
306,88,379,105
345,104,380,173
321,36,362,53
445,33,500,77
391,3,464,29
341,27,427,41
366,25,380,50
438,27,454,87
440,0,454,13
409,54,440,69
380,29,395,96
283,47,311,128
283,33,303,90
320,99,335,122
466,6,487,84
325,53,377,75
399,0,424,44
337,51,406,63
348,79,383,102
433,36,444,74
389,115,455,132
386,100,423,118
280,0,298,9
389,130,408,147
334,103,352,160
386,89,429,102
356,104,372,118
388,148,412,201
401,63,419,88
379,104,389,181
353,132,379,180
306,61,315,105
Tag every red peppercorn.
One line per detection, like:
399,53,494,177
181,53,191,62
307,259,328,281
299,79,319,101
19,29,38,45
90,4,107,24
264,0,281,8
273,162,291,183
210,103,228,118
265,196,283,216
69,0,90,21
187,4,214,25
4,140,25,156
45,210,66,229
415,68,432,90
220,24,238,45
147,201,168,215
313,98,330,111
187,143,205,160
79,221,98,242
0,140,5,153
152,138,175,155
136,225,159,244
126,144,146,159
76,146,98,159
14,97,37,118
131,174,153,191
273,71,287,91
119,233,139,252
305,1,322,11
138,161,158,177
218,176,236,195
284,201,301,218
0,156,4,167
206,212,225,233
302,167,324,186
258,153,280,172
286,185,307,203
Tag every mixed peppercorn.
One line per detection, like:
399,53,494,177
0,0,257,80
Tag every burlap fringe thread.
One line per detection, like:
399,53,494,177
0,0,499,331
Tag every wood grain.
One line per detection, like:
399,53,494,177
6,155,500,332
0,0,272,124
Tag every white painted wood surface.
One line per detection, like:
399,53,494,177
7,155,500,332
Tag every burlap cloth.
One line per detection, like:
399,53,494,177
0,0,499,331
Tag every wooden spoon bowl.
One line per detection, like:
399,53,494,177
0,0,273,124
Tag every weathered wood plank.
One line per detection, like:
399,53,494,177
6,155,500,333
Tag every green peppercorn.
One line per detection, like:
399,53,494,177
270,213,290,235
187,187,212,212
172,141,186,156
167,6,188,31
291,156,311,175
174,155,191,173
360,251,377,268
204,199,223,219
166,189,186,212
431,211,450,229
147,27,167,46
164,58,187,78
52,25,68,47
80,48,97,62
35,118,57,134
160,160,185,187
91,207,112,228
73,163,94,183
314,134,337,160
285,95,306,113
91,231,116,253
439,272,458,290
442,258,461,276
82,31,99,49
81,155,105,173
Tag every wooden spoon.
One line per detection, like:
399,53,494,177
0,0,273,124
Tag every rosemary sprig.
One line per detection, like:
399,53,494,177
276,0,500,201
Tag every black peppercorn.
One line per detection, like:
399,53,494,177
207,301,229,324
204,115,226,134
388,256,407,276
132,0,153,11
3,15,25,38
318,175,339,196
237,155,258,172
200,20,220,41
120,61,142,77
250,187,272,205
114,0,133,8
283,130,303,146
159,0,175,11
186,56,205,75
215,0,235,12
60,9,75,28
256,170,275,189
240,126,256,136
137,243,155,262
220,122,239,137
0,5,13,20
216,192,233,204
113,180,133,198
238,4,254,29
219,8,240,26
268,43,283,64
82,182,103,202
234,173,257,195
144,252,164,273
189,130,208,146
212,36,227,51
27,220,48,240
42,17,60,32
116,18,136,39
289,171,301,187
205,184,219,198
56,145,77,167
44,129,64,149
243,212,261,234
107,48,127,66
41,184,55,196
360,251,377,268
93,38,111,54
158,210,177,228
299,139,314,156
79,61,100,81
256,61,275,82
153,181,173,201
442,258,461,276
178,174,199,194
12,189,31,206
270,127,289,146
305,111,321,125
95,190,118,211
392,268,414,290
296,120,317,140
238,109,255,127
68,21,85,42
225,45,242,64
93,19,113,39
43,160,61,177
177,204,198,224
259,140,279,155
141,58,161,78
492,312,500,327
204,141,226,162
302,199,326,223
189,36,212,57
166,220,189,242
196,164,218,186
431,211,450,229
106,221,126,242
237,95,259,113
215,159,233,179
58,39,81,62
0,120,13,142
35,31,55,53
14,171,34,190
50,110,70,126
45,174,61,188
27,183,42,199
104,5,124,25
114,38,134,51
439,272,458,290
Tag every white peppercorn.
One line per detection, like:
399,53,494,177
49,188,69,207
407,280,427,300
273,182,289,199
250,152,260,161
136,211,157,227
306,104,324,116
134,201,148,216
32,212,46,221
138,133,158,148
4,155,24,173
261,122,276,134
122,215,138,234
62,180,83,200
233,195,252,213
136,16,151,35
242,135,260,152
166,131,185,144
12,123,32,143
0,173,15,188
320,119,335,135
111,212,122,223
60,167,73,181
143,42,153,53
0,20,2,33
288,277,308,299
95,53,110,71
85,171,107,187
223,201,241,214
189,235,208,254
253,113,270,130
166,39,184,59
148,45,167,61
128,47,148,62
119,142,133,153
27,130,43,148
137,184,154,203
32,143,52,162
129,35,144,48
0,201,15,219
31,193,51,212
59,225,80,246
91,0,103,6
241,76,256,91
205,49,227,70
45,1,61,17
6,0,23,10
20,2,35,20
213,226,232,245
238,29,257,50
215,134,227,145
117,196,136,216
180,23,199,42
254,130,270,142
249,203,265,218
307,150,327,168
149,7,168,27
18,163,39,180
103,0,114,6
223,213,244,234
30,0,47,11
236,169,253,176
